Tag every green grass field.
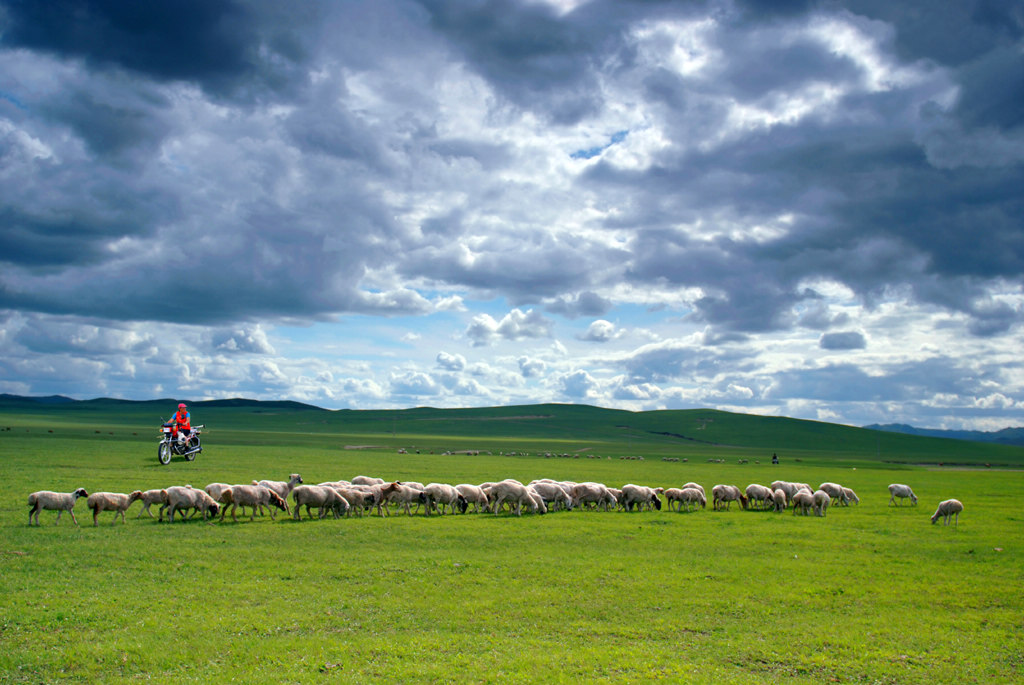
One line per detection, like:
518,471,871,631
1,400,1022,683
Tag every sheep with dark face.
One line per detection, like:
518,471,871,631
28,488,88,526
163,486,220,523
423,483,469,515
621,484,663,511
712,484,748,511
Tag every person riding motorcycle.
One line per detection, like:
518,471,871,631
168,402,192,444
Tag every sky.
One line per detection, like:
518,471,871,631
1,0,1023,430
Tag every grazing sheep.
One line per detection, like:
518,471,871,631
350,483,389,517
677,487,706,512
682,482,705,497
812,490,831,517
772,488,787,513
455,484,492,513
744,484,775,510
222,485,287,522
663,488,685,512
137,489,170,518
570,482,616,512
255,474,303,514
291,485,348,520
87,491,143,526
28,488,88,526
163,486,220,522
888,484,918,506
791,489,814,516
621,484,663,512
423,483,469,516
486,481,546,516
770,480,798,500
375,482,425,516
931,499,963,526
712,484,748,511
818,482,849,506
841,487,860,505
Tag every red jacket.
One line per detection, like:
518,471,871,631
172,409,191,431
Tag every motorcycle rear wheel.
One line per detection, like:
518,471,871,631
158,442,172,465
185,437,200,461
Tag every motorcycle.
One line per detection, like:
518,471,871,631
157,422,204,465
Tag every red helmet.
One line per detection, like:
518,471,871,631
178,403,187,409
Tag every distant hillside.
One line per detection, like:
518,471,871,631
864,423,1024,446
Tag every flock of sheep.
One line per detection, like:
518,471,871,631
26,475,965,527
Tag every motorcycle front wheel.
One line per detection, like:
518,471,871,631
158,442,172,465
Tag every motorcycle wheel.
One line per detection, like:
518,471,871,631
158,442,172,465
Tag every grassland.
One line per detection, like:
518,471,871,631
1,399,1022,683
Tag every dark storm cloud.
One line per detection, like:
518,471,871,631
1,0,318,100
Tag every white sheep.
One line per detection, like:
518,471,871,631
455,484,491,513
791,489,814,516
676,487,706,512
570,482,616,512
28,488,88,526
931,499,963,526
744,484,775,510
812,490,831,517
772,488,787,512
818,482,849,506
423,483,468,516
378,481,428,515
770,480,798,500
87,491,143,526
256,474,303,515
329,486,376,517
712,484,748,511
682,482,705,497
291,485,348,520
621,484,663,512
221,485,287,522
163,486,220,523
888,483,918,506
351,475,385,486
485,481,546,516
841,487,860,505
350,483,390,517
136,489,170,518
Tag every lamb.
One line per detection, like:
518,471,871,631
291,485,349,520
455,484,491,513
791,489,814,516
255,474,303,514
772,488,787,513
163,486,220,522
818,482,849,506
423,483,468,515
931,499,963,526
87,491,143,526
812,490,831,517
841,487,860,505
28,488,89,526
888,483,918,506
744,484,775,510
621,484,663,511
222,485,287,522
712,484,748,511
136,489,170,518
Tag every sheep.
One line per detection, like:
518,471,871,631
676,487,706,512
621,484,663,512
485,481,545,516
527,481,573,511
136,489,170,518
222,485,287,522
351,475,385,486
204,483,233,504
818,482,849,506
255,474,303,514
770,480,798,500
28,488,89,526
291,485,349,520
570,482,616,512
791,489,814,516
423,483,468,516
744,484,775,510
350,483,389,517
663,488,685,512
163,486,220,523
682,482,705,497
379,481,428,515
888,484,918,506
812,490,831,517
455,484,491,513
87,491,143,526
931,499,963,526
329,486,376,517
772,488,787,512
712,484,748,511
841,487,860,505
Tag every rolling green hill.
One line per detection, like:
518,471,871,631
2,395,1021,467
